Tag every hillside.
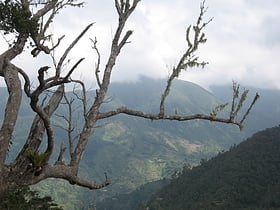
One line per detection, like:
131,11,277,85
94,179,170,210
1,78,279,208
144,126,280,210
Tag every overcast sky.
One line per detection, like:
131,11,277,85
1,0,280,90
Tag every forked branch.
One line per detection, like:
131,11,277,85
160,0,212,116
90,37,102,88
31,0,85,57
97,1,258,131
69,0,141,169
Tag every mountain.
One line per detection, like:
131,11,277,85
1,78,279,208
143,126,280,210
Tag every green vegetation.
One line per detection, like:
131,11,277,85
144,126,280,210
95,179,170,210
1,79,279,208
26,151,48,165
0,0,38,36
35,179,85,210
0,187,62,210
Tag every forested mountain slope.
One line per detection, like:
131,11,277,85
1,78,279,208
144,126,280,210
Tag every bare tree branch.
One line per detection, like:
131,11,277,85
71,79,87,118
97,80,259,130
90,37,102,88
118,30,133,49
97,106,238,127
55,23,93,78
31,0,85,56
55,91,76,158
14,85,65,169
33,0,59,19
42,165,111,189
159,1,212,117
56,142,66,165
240,93,260,125
69,0,141,169
0,34,28,64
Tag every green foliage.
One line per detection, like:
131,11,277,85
35,179,85,210
144,126,280,210
0,187,63,210
0,0,38,36
26,151,49,176
26,150,48,166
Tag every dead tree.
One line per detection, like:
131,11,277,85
0,0,258,196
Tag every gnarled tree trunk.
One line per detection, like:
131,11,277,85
0,0,259,198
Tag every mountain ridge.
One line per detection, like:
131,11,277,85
0,78,279,208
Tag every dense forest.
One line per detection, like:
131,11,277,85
0,187,62,210
142,126,280,210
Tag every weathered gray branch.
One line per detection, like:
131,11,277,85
56,142,66,165
14,85,65,167
31,0,84,56
70,0,140,169
55,23,93,78
55,92,76,158
0,0,107,194
71,79,87,118
0,62,22,166
98,81,259,130
33,0,59,19
0,34,28,65
90,37,102,88
97,106,237,127
42,165,111,189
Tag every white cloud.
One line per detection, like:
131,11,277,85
1,0,280,90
